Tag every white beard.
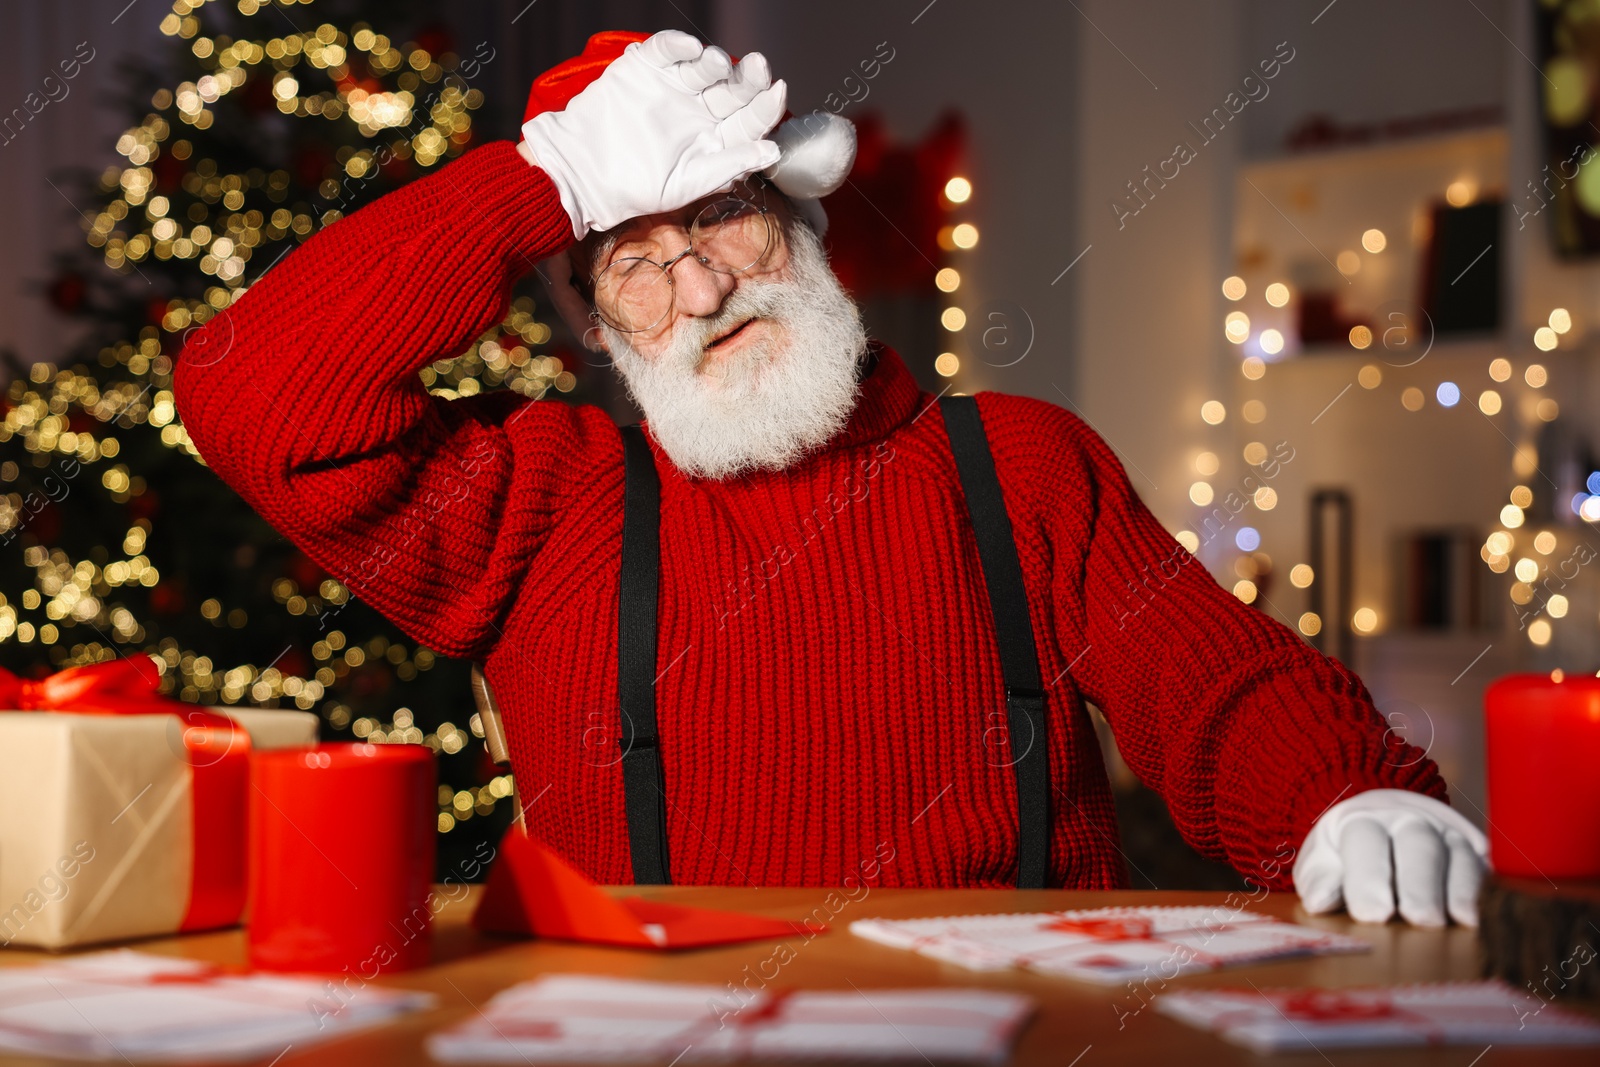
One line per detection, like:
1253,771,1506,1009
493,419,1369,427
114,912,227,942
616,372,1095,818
601,219,869,481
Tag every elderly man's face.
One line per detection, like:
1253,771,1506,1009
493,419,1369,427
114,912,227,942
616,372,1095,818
584,184,798,375
579,184,868,481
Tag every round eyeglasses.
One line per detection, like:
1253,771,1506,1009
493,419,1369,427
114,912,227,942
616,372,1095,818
592,193,777,335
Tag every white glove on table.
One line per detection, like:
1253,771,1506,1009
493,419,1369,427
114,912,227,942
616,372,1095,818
520,29,786,239
1293,788,1488,927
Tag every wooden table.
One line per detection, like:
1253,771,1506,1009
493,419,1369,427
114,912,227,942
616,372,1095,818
3,886,1597,1066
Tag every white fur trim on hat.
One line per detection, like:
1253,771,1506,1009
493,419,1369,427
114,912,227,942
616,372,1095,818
765,112,856,201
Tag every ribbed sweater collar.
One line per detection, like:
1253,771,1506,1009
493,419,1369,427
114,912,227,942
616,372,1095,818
834,339,920,450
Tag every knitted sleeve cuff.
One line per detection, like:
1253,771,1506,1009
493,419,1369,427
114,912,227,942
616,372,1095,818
1211,661,1452,890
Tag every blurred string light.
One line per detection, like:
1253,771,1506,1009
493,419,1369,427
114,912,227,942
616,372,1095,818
1474,336,1573,644
102,12,485,281
1446,178,1477,206
1225,311,1250,343
935,176,973,377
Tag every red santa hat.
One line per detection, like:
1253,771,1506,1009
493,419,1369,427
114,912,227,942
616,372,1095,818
523,30,856,231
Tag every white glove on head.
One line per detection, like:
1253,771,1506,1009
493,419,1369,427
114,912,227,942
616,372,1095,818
1294,788,1488,927
521,29,786,239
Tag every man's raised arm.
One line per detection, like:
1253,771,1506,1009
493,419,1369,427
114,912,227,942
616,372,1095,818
172,140,577,659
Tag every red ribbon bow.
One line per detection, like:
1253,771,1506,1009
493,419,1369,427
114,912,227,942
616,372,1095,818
0,656,250,932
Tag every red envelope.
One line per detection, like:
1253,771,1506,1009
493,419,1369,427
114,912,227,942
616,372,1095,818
473,827,824,948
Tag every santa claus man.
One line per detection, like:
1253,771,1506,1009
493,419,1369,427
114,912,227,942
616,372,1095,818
174,30,1487,925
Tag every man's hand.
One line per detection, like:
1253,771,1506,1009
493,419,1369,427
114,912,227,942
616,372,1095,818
1293,788,1488,927
521,29,786,239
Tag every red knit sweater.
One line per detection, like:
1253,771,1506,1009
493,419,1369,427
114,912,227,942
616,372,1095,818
173,140,1448,890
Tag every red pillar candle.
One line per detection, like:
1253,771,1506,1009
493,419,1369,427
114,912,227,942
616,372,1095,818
1484,673,1600,880
248,743,437,973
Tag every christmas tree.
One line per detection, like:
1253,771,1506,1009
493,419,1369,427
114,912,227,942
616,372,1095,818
2,0,586,876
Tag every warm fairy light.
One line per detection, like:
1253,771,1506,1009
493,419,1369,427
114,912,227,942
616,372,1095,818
1501,504,1525,528
1534,530,1557,555
1254,486,1278,510
934,352,960,377
1401,387,1425,411
1361,229,1387,253
1349,325,1373,349
935,267,960,292
1489,358,1512,382
1486,532,1513,555
1446,179,1477,206
1528,618,1552,646
1549,307,1572,333
1195,451,1220,476
1526,363,1548,387
1233,579,1258,604
944,176,972,203
1242,399,1266,423
1548,594,1569,618
1200,400,1226,424
1514,557,1539,582
1299,612,1322,636
1538,398,1559,421
1358,364,1382,388
1534,327,1558,351
950,223,979,249
1511,485,1533,508
1264,282,1290,306
1241,356,1266,380
1190,481,1215,506
1225,311,1251,343
941,307,967,331
1176,530,1200,553
1290,564,1314,588
1259,329,1284,355
1336,250,1361,275
1222,276,1247,300
1479,389,1501,415
1242,441,1268,465
1352,607,1378,633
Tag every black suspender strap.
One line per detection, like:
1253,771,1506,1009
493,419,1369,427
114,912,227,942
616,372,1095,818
613,397,1050,889
938,395,1053,889
618,423,671,885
